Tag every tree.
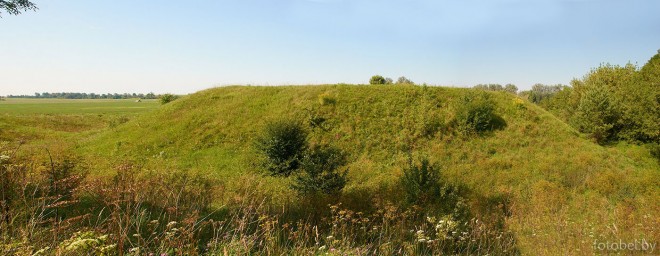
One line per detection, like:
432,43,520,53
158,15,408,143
488,84,503,91
504,84,518,94
396,76,414,85
573,85,620,144
0,0,37,17
369,75,386,85
527,84,563,104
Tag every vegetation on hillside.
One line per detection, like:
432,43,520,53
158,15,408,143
524,52,660,145
73,82,656,255
1,51,659,254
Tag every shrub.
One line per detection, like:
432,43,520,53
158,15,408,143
453,92,500,136
292,145,348,195
255,120,308,177
159,94,179,105
400,157,465,215
369,75,387,85
401,158,441,206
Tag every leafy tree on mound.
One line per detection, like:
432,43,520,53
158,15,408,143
370,75,392,85
396,76,414,85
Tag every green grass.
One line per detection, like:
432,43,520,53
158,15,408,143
74,85,659,254
0,98,159,115
2,86,658,255
0,98,160,158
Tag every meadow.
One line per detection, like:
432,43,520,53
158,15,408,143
0,98,159,115
1,84,657,255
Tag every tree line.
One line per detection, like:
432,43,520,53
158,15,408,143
521,51,660,145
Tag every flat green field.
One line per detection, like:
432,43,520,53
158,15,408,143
0,98,161,148
0,98,159,115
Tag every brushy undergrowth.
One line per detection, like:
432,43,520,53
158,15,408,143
1,145,517,255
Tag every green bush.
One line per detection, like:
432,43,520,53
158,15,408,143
159,93,179,105
454,92,500,136
255,120,308,177
401,158,441,206
292,145,348,195
369,75,387,85
400,157,465,215
572,85,620,144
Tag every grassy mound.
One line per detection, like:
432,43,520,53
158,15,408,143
80,84,659,254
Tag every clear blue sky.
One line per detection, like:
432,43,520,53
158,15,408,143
1,0,659,95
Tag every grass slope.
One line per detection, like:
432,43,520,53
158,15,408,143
81,85,659,254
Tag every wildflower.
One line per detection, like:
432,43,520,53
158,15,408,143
319,245,327,251
167,221,177,228
418,238,426,243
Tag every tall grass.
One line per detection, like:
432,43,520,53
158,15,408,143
1,145,517,255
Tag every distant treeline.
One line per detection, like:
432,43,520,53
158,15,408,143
7,92,160,99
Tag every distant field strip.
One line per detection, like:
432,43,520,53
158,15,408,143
0,98,160,115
